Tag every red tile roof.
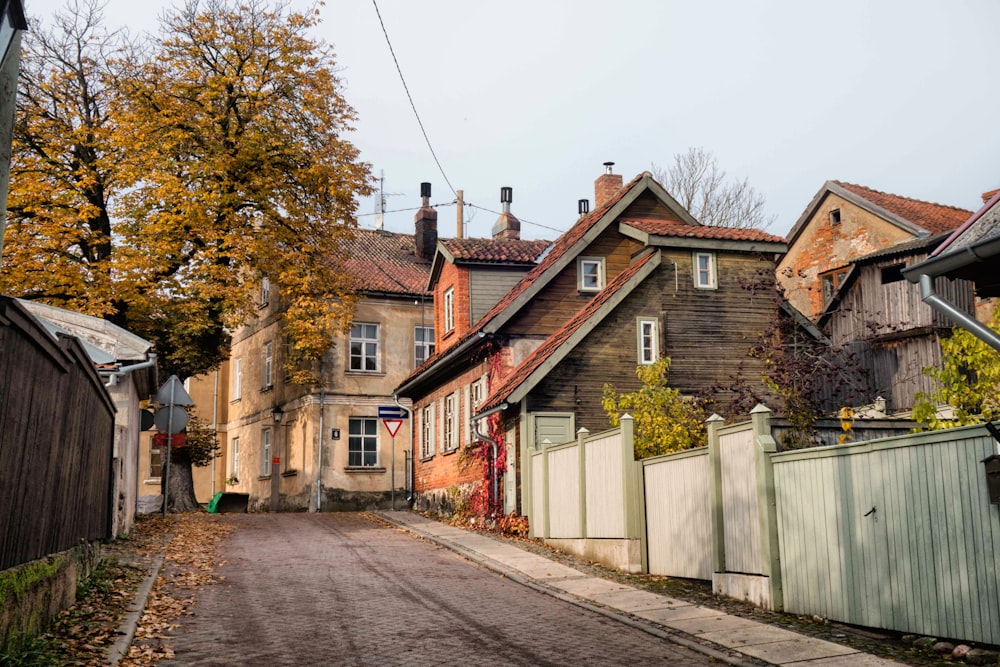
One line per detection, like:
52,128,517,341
622,219,785,243
479,249,659,411
833,182,972,234
440,237,551,264
342,229,431,296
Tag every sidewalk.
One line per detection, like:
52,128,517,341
377,510,903,667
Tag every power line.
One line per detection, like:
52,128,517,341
371,0,457,198
466,203,566,235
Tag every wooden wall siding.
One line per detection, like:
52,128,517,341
619,190,684,221
771,418,916,450
643,449,712,579
469,267,530,325
525,250,777,432
0,299,116,571
547,443,581,538
586,431,626,538
773,427,1000,644
720,426,763,575
505,226,642,336
840,336,944,413
827,264,974,348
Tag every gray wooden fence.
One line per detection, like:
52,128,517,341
0,298,116,570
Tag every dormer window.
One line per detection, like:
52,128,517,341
829,209,842,225
578,257,605,292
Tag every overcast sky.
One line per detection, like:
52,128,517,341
22,0,1000,241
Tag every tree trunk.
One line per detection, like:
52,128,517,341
164,446,202,512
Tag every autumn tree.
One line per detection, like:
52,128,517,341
602,358,707,458
913,303,1000,430
3,0,372,510
652,147,774,229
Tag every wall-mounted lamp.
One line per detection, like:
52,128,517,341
272,405,283,425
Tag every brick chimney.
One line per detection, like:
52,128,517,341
491,186,521,240
414,182,437,260
982,188,999,205
594,161,623,208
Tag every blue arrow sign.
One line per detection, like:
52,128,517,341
378,405,408,419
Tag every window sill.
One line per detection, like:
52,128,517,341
257,475,271,481
345,370,385,377
420,455,434,463
260,385,273,393
281,469,298,477
442,447,458,456
144,478,161,485
345,466,386,474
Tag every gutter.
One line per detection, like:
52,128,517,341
102,352,157,388
914,274,1000,353
471,401,509,514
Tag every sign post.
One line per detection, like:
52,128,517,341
379,406,409,510
153,375,194,517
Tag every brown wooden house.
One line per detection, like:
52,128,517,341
395,168,786,518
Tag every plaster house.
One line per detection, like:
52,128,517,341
17,300,157,535
778,181,972,320
395,168,786,518
221,224,435,511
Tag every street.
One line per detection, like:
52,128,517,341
161,513,719,666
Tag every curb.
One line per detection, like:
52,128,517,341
375,513,760,667
107,554,164,666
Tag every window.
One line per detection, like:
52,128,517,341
443,288,455,333
415,326,435,366
260,428,272,477
149,440,163,479
693,252,717,289
232,357,243,400
637,317,658,365
421,404,435,459
443,392,458,452
829,209,842,225
578,257,605,292
230,437,240,479
820,268,849,305
471,375,487,409
348,417,378,467
881,264,905,284
349,323,379,372
260,277,270,307
262,341,273,389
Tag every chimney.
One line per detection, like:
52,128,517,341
491,186,521,240
578,199,590,216
982,188,999,205
414,182,437,260
594,161,623,208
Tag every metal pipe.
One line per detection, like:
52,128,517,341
472,402,509,515
918,274,1000,352
211,367,219,498
316,356,325,512
102,352,157,387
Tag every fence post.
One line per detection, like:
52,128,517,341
751,403,783,611
577,427,589,538
620,414,645,572
706,413,726,574
539,439,551,539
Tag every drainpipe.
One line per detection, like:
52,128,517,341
316,356,325,512
211,367,219,497
393,394,413,504
917,274,1000,353
472,402,509,515
102,353,157,388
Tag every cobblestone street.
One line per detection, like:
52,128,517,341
161,513,719,666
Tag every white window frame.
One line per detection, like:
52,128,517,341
260,428,272,477
349,322,380,372
230,437,240,478
421,403,435,459
260,277,270,307
577,257,605,292
149,440,163,480
693,252,717,290
443,392,458,452
443,287,455,333
348,417,379,467
414,325,435,366
232,357,243,400
637,317,658,365
262,340,274,389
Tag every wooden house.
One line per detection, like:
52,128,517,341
395,168,786,518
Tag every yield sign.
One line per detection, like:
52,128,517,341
382,419,403,438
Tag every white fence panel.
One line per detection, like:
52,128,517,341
547,444,580,538
585,431,624,538
644,448,711,579
720,425,761,575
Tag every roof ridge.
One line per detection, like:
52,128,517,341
833,180,973,215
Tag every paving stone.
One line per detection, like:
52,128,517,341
666,613,761,635
735,638,858,664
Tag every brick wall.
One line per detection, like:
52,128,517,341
435,261,472,354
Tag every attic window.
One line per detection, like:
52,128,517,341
578,257,605,292
829,209,842,226
820,268,849,304
881,264,905,284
